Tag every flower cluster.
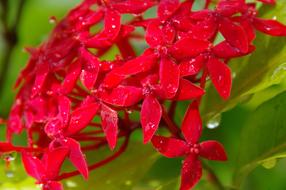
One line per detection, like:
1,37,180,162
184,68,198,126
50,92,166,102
1,0,286,189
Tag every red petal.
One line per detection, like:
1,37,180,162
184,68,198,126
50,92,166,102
67,103,100,135
141,96,162,143
57,96,71,126
238,19,256,43
158,0,180,21
159,57,180,99
97,9,121,40
8,102,23,134
162,23,176,44
151,135,188,158
253,18,286,36
207,58,232,100
216,0,245,16
85,9,121,48
61,60,81,94
24,110,34,129
257,0,275,4
44,118,63,138
213,41,256,59
100,86,143,107
65,138,89,179
44,147,69,179
31,63,49,98
80,48,100,90
175,79,205,100
0,142,16,152
46,181,64,190
146,20,165,47
76,10,104,30
22,152,44,181
114,52,157,76
219,17,249,53
170,37,211,60
213,41,241,59
200,140,228,161
102,72,125,89
181,102,202,144
179,55,204,76
100,104,118,150
111,0,155,14
180,155,202,190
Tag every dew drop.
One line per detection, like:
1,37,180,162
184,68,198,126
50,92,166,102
5,170,14,178
126,109,133,114
49,16,57,24
206,114,221,129
125,180,132,186
66,180,77,188
148,180,160,187
261,158,277,169
146,122,156,130
36,184,44,189
271,62,286,81
232,72,236,78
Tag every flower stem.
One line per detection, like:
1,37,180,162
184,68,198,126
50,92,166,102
162,107,181,138
202,161,225,190
0,0,25,103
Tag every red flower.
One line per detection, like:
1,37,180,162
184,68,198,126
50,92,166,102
3,0,286,190
152,102,227,189
22,147,69,190
152,102,227,190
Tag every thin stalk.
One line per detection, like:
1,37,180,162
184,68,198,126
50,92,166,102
0,0,25,98
161,106,181,138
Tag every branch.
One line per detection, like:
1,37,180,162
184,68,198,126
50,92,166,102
0,0,26,101
202,161,225,190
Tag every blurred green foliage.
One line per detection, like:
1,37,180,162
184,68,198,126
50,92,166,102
1,0,286,190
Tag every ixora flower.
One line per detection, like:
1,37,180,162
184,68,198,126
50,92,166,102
1,0,286,190
152,102,227,190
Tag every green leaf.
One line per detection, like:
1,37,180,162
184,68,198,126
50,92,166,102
134,157,182,190
62,140,159,190
201,1,286,122
233,91,286,186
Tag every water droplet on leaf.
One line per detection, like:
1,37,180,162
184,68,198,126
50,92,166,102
261,158,277,169
125,180,132,186
207,114,221,129
66,180,77,188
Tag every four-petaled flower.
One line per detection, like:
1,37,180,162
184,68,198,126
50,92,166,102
152,103,227,190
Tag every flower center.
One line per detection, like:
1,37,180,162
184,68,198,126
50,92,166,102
188,143,200,155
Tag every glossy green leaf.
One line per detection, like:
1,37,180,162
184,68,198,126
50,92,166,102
201,0,286,122
233,91,286,187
